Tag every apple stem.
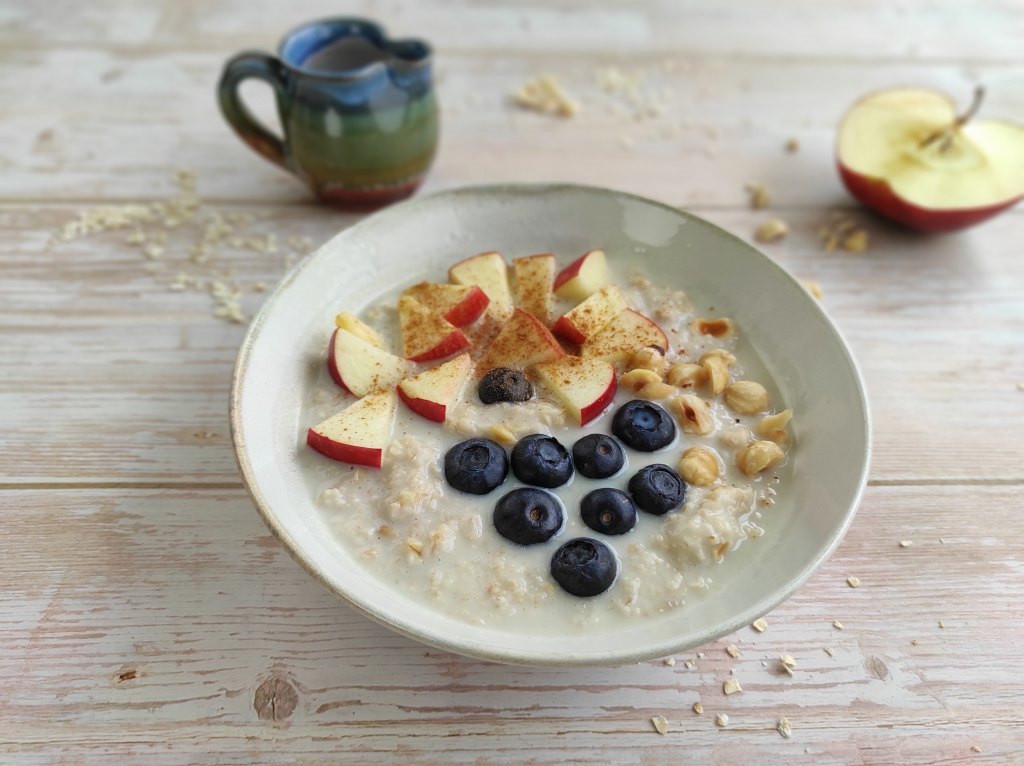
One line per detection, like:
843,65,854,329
919,85,986,152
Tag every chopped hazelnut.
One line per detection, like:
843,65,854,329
724,380,770,415
736,440,785,476
757,409,793,446
666,362,705,388
678,447,720,486
672,394,714,435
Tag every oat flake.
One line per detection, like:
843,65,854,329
752,618,768,632
899,540,913,548
692,702,703,715
778,717,793,738
847,576,860,588
833,620,844,630
664,657,676,667
651,715,669,735
726,644,740,658
723,678,742,695
715,713,729,727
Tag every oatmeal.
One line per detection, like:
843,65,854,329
301,249,793,632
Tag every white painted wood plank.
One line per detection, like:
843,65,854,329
1,47,1021,204
1,205,1021,484
3,0,1023,63
1,485,1022,763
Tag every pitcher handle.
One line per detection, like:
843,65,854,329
217,52,291,171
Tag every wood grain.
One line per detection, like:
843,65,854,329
1,205,1021,484
2,485,1022,764
1,47,1022,205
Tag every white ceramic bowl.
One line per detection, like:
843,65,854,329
231,184,870,666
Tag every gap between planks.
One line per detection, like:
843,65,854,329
0,478,1021,492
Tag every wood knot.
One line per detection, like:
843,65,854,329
865,655,890,681
253,675,298,722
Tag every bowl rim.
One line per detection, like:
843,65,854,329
230,182,872,666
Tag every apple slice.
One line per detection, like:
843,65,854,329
448,251,513,318
512,253,556,325
328,329,410,396
551,285,627,345
581,309,668,365
397,353,472,422
306,389,397,469
553,249,610,302
838,87,1024,232
534,356,617,426
401,282,490,327
476,308,565,373
334,311,385,349
399,296,470,362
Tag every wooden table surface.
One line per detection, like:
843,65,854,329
2,1,1023,763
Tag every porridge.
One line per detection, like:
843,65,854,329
300,249,793,632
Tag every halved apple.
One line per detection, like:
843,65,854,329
397,353,472,422
581,309,668,365
401,282,490,327
512,253,556,325
551,285,627,345
553,249,610,302
838,87,1024,232
476,308,565,373
399,296,470,362
328,328,410,396
448,251,513,318
306,389,397,468
534,356,617,426
334,311,385,349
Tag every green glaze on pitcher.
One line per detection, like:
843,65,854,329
218,18,438,210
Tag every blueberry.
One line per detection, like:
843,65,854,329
580,488,636,536
478,367,533,404
510,434,574,488
493,488,564,545
612,400,676,452
628,464,686,515
571,434,625,479
550,538,619,597
444,438,508,495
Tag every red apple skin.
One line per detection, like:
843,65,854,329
838,162,1023,233
553,253,587,291
306,428,383,469
396,386,446,423
444,286,489,326
551,315,587,345
406,329,470,363
326,329,353,393
579,376,618,426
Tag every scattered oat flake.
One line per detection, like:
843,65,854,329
745,182,770,210
778,717,793,738
824,647,835,657
651,715,669,735
785,137,800,153
780,655,798,674
693,702,704,715
726,644,740,658
511,74,580,117
755,218,788,244
664,657,676,667
723,678,742,695
752,618,768,632
938,620,945,629
800,279,823,299
899,540,913,548
971,745,982,753
833,620,844,630
685,659,696,669
847,576,860,588
715,713,729,727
